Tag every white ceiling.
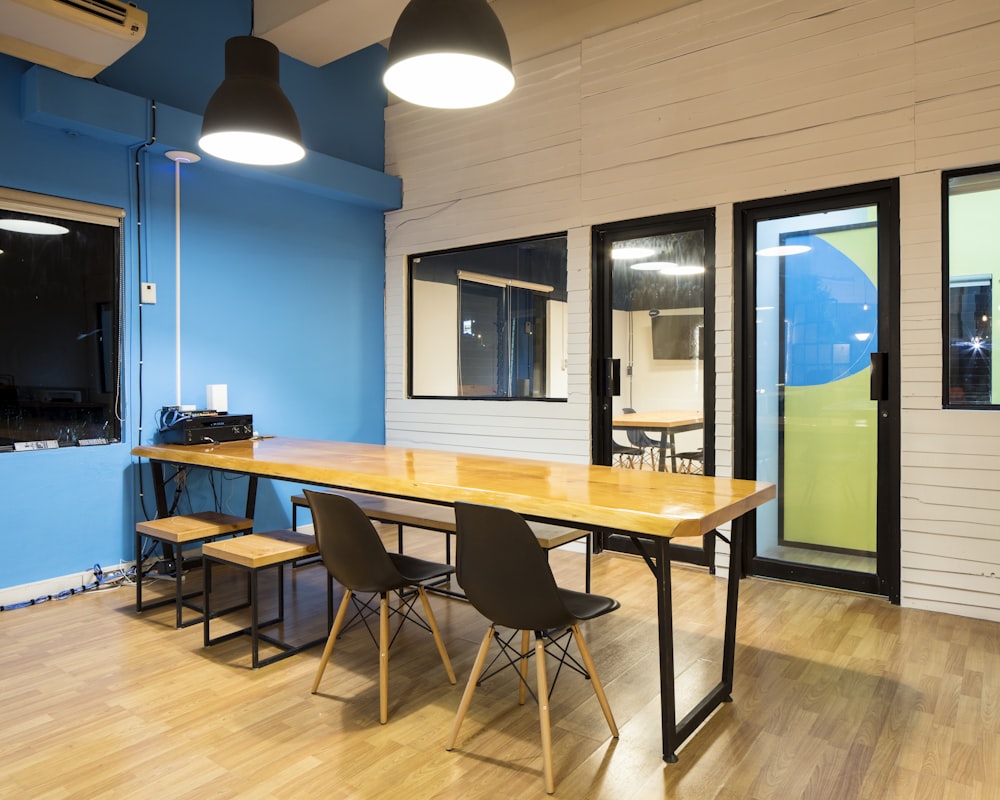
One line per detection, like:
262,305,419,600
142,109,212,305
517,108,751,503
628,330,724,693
255,0,698,69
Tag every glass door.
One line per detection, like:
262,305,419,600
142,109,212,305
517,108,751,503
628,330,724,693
592,210,716,566
735,183,900,600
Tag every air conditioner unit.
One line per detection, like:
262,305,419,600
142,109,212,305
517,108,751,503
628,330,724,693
0,0,147,78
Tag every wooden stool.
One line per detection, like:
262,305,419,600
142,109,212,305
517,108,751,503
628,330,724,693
202,529,330,669
135,511,253,628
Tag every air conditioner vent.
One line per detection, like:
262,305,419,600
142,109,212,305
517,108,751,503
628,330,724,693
55,0,129,25
0,0,147,78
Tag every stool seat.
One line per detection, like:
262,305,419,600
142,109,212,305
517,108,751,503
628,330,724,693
202,529,317,568
135,511,253,629
137,511,254,544
202,529,328,669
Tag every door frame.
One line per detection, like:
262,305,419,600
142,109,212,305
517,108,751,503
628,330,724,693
733,180,901,602
591,209,717,568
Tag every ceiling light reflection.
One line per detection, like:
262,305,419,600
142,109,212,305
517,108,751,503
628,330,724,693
0,219,69,235
756,244,811,257
612,246,656,260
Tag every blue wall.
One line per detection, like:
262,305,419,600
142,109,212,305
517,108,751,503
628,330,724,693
0,0,392,591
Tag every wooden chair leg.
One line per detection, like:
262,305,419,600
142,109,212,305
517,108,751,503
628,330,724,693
519,629,531,705
446,626,494,751
379,592,390,724
312,589,352,694
418,586,456,684
535,632,555,794
571,623,618,738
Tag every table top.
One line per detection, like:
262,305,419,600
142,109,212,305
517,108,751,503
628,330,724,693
132,437,773,540
612,410,705,430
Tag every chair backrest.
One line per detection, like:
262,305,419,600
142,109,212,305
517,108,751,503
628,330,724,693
454,502,573,631
305,490,405,593
622,407,655,448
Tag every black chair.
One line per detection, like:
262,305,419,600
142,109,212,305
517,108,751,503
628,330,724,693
305,490,457,723
677,447,705,474
622,407,659,469
612,438,644,469
446,502,619,795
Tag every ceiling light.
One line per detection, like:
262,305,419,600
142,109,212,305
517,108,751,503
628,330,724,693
631,261,676,271
199,36,305,166
660,264,705,275
611,246,655,260
755,244,812,257
384,0,515,109
0,219,69,235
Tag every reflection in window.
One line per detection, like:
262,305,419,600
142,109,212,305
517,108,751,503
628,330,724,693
409,234,568,399
753,204,880,564
605,226,709,476
945,166,999,408
0,188,123,451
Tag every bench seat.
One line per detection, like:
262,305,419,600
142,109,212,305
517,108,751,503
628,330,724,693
290,490,592,591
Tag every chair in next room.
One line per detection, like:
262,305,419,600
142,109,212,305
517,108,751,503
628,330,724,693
622,407,660,469
305,489,457,724
446,502,620,795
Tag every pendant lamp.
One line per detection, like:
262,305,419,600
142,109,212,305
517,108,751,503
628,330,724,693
199,36,305,166
384,0,515,109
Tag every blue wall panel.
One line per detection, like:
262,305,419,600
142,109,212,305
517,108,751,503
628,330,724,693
0,0,389,593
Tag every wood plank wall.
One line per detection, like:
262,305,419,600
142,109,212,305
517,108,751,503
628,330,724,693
383,0,1000,620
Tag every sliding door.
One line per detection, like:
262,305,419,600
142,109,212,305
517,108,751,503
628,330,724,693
592,210,716,565
735,182,900,600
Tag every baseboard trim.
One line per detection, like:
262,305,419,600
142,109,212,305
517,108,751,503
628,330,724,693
0,562,133,609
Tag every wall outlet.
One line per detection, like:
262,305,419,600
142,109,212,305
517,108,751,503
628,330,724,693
141,282,156,304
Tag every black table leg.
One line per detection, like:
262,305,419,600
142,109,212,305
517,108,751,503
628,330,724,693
655,538,679,762
245,475,258,520
649,530,744,763
721,527,743,698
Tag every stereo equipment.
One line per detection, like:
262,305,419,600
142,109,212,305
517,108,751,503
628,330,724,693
156,411,253,445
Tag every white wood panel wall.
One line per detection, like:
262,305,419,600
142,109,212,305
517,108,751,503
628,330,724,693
383,0,1000,619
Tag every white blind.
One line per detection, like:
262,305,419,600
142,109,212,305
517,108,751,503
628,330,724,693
0,186,124,227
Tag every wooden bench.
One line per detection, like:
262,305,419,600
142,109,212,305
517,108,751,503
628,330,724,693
201,529,330,669
290,491,593,592
135,510,254,628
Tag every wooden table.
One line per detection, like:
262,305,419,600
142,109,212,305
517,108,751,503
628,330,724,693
613,409,705,472
132,437,774,762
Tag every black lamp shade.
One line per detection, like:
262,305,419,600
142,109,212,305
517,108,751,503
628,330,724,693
199,36,305,166
384,0,515,109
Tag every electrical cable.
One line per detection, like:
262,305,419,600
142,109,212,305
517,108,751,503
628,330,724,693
0,563,133,612
133,98,157,522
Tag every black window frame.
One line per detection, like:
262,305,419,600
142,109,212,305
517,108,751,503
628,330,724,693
942,163,1000,410
406,232,569,401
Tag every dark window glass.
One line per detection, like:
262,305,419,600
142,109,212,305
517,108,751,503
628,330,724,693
0,206,122,450
409,233,568,400
944,165,999,409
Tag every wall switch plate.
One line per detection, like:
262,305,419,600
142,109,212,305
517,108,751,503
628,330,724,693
141,282,156,304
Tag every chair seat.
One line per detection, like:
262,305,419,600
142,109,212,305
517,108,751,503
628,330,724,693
389,552,456,585
559,587,619,622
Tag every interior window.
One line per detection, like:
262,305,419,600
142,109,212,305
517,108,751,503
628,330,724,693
408,234,568,399
0,188,124,451
944,165,999,408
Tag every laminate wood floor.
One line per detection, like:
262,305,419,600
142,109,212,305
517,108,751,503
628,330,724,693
2,527,998,799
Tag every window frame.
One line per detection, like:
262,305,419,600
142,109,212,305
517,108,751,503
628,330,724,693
941,163,1000,411
0,187,125,451
406,232,569,402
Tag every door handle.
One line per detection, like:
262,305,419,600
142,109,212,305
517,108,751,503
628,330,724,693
605,358,621,397
870,352,888,402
